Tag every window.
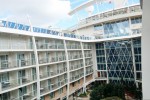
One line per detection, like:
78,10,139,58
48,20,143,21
94,25,103,31
78,80,80,84
0,92,10,100
72,82,75,87
0,72,9,83
0,55,8,69
50,92,55,99
40,96,45,100
131,17,142,24
136,72,141,80
59,88,63,94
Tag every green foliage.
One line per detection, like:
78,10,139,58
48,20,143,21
101,96,122,100
79,92,87,97
90,83,125,100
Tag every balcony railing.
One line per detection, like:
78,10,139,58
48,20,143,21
67,45,81,49
38,56,66,64
40,79,67,95
0,59,36,70
36,44,64,50
85,61,93,66
40,68,67,79
78,5,141,26
0,20,94,40
86,69,93,75
83,45,92,49
0,75,37,92
0,43,33,50
84,53,92,58
69,64,83,71
68,55,83,60
70,73,84,82
11,90,37,100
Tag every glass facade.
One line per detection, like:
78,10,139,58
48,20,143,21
133,38,142,81
103,20,130,37
96,43,106,70
96,38,141,84
131,17,142,24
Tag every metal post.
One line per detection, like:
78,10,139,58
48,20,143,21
32,36,40,100
63,40,70,100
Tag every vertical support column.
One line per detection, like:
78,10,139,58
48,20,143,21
142,0,150,99
130,39,138,87
92,43,97,80
104,42,109,84
101,23,105,38
129,17,132,35
63,40,70,100
32,36,40,100
80,42,86,92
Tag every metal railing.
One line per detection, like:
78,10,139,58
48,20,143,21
68,55,83,60
0,43,33,50
67,44,81,49
40,79,67,95
0,20,94,40
40,68,67,79
69,63,83,71
85,61,93,66
83,45,92,49
78,5,141,26
38,56,66,64
84,53,92,58
70,73,84,82
11,90,37,100
0,58,36,70
86,69,93,75
0,75,37,92
36,43,64,49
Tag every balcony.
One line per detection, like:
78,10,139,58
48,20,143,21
40,68,67,80
0,59,36,71
39,56,66,65
83,45,92,49
36,43,64,50
0,75,36,93
86,69,93,76
68,55,83,60
11,90,37,100
69,63,83,71
84,53,92,58
85,61,93,66
40,79,67,95
0,43,33,51
70,73,84,82
78,5,141,28
67,45,81,50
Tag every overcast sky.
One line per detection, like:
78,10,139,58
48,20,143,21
0,0,72,28
0,0,139,29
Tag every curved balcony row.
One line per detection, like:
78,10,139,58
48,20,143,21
68,55,83,60
0,20,94,40
69,63,83,71
36,44,64,50
78,5,141,28
70,73,84,83
40,79,67,96
67,44,81,50
0,74,36,94
38,56,66,65
0,59,35,72
40,68,67,81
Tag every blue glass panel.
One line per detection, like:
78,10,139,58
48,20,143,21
17,24,24,30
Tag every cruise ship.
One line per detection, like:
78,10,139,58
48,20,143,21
0,1,143,100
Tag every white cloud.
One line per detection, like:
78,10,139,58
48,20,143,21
0,0,71,28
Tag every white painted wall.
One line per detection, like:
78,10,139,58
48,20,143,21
142,0,150,99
